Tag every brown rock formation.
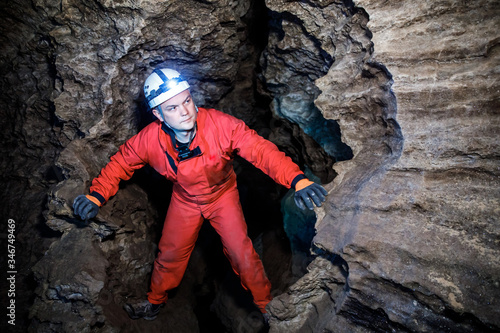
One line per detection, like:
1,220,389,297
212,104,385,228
266,0,500,332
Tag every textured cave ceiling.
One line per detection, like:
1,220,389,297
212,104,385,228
0,0,499,332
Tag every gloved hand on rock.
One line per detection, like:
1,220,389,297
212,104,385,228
294,179,328,210
73,195,101,220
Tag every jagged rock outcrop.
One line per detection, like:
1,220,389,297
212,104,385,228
265,0,500,332
260,0,354,162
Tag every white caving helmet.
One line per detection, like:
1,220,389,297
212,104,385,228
144,68,190,110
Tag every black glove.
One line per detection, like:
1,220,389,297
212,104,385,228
73,195,100,220
294,182,328,210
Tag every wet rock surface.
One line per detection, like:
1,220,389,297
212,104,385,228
0,0,499,332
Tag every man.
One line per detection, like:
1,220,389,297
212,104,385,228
73,68,327,321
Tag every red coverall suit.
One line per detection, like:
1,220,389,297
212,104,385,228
88,107,304,312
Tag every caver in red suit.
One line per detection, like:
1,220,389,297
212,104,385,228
89,106,305,312
73,68,327,321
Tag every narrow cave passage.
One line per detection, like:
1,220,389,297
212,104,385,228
107,1,354,331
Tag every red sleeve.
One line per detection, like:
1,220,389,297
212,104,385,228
89,131,149,204
221,112,304,189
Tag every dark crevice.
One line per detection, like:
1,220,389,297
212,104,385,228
441,308,500,333
340,297,412,333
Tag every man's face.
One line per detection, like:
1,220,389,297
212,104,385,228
152,90,197,132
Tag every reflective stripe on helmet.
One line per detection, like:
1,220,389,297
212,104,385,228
144,68,190,110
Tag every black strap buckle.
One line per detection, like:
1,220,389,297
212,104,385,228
178,146,202,161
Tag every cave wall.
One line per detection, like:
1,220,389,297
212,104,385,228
266,0,500,332
0,0,499,332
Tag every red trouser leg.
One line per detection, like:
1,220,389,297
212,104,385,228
147,193,204,304
203,187,272,313
147,187,272,312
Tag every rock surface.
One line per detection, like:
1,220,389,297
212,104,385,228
266,0,500,332
0,0,499,332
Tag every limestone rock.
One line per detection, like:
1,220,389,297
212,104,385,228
267,0,500,332
31,228,108,332
260,0,357,161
